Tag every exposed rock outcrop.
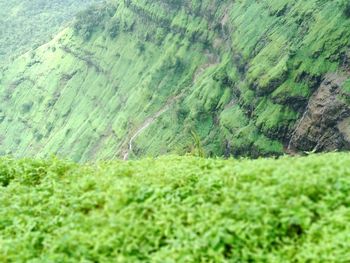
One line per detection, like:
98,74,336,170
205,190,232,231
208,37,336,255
288,73,350,152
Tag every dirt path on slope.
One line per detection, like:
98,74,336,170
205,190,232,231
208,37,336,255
193,50,220,83
123,45,223,161
122,94,183,160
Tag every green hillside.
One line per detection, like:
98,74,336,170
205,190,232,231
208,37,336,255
0,0,350,161
0,0,101,62
2,2,350,262
1,153,350,262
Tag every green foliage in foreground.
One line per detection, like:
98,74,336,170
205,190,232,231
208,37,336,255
1,153,350,262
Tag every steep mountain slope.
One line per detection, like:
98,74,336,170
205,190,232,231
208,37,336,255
0,0,350,161
0,0,101,62
1,153,350,262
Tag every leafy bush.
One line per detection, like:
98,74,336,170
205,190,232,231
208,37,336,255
107,17,120,38
74,3,117,40
1,153,350,261
344,1,350,17
21,101,33,114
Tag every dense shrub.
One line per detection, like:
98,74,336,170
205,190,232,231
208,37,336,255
107,17,120,38
74,3,117,40
344,2,350,17
21,101,33,114
1,153,350,261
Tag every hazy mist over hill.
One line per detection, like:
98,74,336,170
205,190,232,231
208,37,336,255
0,0,101,62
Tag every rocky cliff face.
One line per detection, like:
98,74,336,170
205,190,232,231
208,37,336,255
289,74,350,152
0,0,349,161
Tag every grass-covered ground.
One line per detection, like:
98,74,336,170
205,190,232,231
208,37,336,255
1,153,350,262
